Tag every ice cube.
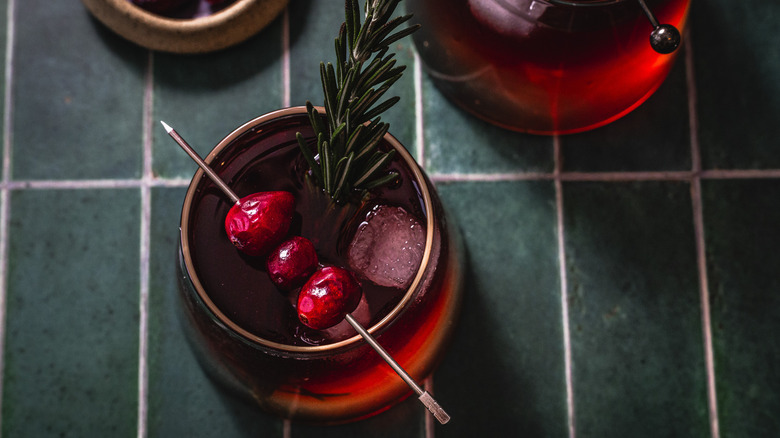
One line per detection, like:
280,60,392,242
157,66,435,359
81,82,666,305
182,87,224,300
347,205,425,289
468,0,541,38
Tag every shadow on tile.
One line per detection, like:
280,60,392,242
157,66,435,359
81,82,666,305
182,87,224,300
152,18,286,92
692,0,780,169
422,80,554,175
289,395,424,438
433,248,560,437
562,181,709,437
83,9,147,76
560,57,691,173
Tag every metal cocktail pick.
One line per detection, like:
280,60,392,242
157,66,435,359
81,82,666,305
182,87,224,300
344,314,450,424
162,121,450,425
548,0,680,54
161,121,240,205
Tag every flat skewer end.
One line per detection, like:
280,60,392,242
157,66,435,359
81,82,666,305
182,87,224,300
419,391,451,425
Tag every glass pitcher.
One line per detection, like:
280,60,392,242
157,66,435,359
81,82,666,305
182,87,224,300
408,0,690,134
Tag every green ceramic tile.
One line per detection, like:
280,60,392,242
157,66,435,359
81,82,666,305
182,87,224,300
422,77,554,175
287,0,337,111
702,179,780,436
434,181,567,437
290,397,424,437
560,59,691,172
147,186,283,437
288,0,418,155
12,2,147,180
374,0,417,153
2,189,141,437
152,20,285,179
563,181,709,437
693,0,780,170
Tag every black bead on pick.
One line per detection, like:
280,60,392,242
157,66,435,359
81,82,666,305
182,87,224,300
636,0,681,54
650,24,681,54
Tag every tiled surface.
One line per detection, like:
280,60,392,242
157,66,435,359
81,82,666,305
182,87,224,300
702,180,780,436
564,181,708,436
435,181,566,437
1,1,779,438
4,189,141,436
13,2,147,180
692,0,780,170
152,28,285,178
560,61,692,173
422,83,554,175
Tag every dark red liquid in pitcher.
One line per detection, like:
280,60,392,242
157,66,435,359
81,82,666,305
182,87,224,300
409,0,690,134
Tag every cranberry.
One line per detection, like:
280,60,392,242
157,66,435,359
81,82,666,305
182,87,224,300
297,266,362,330
266,236,318,291
224,191,295,257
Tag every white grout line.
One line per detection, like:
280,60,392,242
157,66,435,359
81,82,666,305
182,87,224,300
684,32,720,438
559,171,691,181
0,177,191,190
0,166,774,194
432,170,693,182
1,0,12,185
700,168,780,179
431,172,555,183
430,169,780,184
136,50,155,438
692,175,719,437
0,0,14,434
281,7,290,108
554,135,576,438
0,155,6,438
424,377,435,438
415,48,437,438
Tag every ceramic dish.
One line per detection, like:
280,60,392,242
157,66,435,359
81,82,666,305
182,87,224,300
82,0,289,54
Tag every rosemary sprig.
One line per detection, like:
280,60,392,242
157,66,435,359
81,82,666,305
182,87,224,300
296,0,419,204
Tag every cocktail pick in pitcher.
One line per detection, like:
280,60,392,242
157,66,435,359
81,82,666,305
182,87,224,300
162,121,451,425
636,0,681,53
549,0,681,54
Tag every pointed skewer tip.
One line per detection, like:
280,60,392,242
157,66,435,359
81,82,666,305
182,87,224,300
160,120,172,133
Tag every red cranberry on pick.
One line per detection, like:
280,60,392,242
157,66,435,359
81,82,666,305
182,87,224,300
297,266,362,330
224,191,295,257
266,236,318,291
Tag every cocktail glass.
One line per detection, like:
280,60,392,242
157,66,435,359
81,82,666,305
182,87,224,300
177,106,463,423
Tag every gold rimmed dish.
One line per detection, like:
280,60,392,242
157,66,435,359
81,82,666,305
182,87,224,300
81,0,288,53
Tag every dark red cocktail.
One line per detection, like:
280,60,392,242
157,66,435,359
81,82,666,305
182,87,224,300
177,107,462,423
